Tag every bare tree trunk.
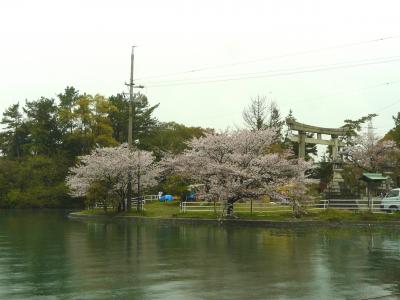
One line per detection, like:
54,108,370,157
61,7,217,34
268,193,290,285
292,199,307,218
226,198,235,217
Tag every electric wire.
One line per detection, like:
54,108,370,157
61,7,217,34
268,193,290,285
143,55,400,85
144,56,400,87
136,34,400,81
188,79,400,123
298,80,400,104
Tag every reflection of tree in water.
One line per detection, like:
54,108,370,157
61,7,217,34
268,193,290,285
7,213,400,299
313,227,400,299
148,224,321,299
69,220,150,298
0,211,72,298
149,225,400,299
365,228,400,296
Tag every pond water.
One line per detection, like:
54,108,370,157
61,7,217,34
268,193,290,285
0,211,400,299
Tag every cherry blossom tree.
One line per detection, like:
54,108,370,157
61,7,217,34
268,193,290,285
164,129,311,216
342,132,399,172
66,144,159,210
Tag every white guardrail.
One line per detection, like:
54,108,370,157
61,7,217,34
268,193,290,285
180,198,392,214
140,195,160,203
322,198,389,213
131,194,161,210
180,201,325,214
94,196,393,214
94,195,159,210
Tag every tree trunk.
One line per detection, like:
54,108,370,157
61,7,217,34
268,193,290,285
292,199,307,218
226,198,235,217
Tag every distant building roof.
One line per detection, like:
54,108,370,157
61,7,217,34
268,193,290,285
360,173,388,182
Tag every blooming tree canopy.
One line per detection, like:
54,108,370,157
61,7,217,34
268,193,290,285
164,129,311,215
342,132,399,172
66,144,159,207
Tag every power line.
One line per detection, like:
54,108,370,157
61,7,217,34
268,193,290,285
136,34,400,81
144,55,400,85
144,56,400,88
298,80,400,104
185,80,400,123
375,98,400,113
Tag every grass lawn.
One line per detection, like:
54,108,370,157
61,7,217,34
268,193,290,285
76,200,400,222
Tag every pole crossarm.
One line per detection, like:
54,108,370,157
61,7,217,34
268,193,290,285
286,118,350,136
288,135,346,147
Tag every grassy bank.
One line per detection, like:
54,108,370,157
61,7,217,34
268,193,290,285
77,201,400,222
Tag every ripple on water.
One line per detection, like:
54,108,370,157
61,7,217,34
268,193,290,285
1,213,400,299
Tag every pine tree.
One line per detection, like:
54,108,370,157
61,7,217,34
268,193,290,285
0,103,28,159
109,93,159,146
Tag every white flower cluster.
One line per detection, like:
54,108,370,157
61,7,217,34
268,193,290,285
165,128,312,205
66,144,159,201
342,133,399,172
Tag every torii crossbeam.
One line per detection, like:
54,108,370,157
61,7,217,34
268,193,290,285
286,118,350,159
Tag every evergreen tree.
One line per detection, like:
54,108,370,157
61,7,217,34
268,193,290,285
108,94,127,143
58,86,79,134
268,102,285,139
0,87,211,208
92,94,118,147
142,122,212,159
24,98,61,156
109,93,159,145
384,112,400,146
0,103,28,159
341,113,377,145
242,96,284,135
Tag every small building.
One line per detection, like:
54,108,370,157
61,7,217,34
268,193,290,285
359,173,388,210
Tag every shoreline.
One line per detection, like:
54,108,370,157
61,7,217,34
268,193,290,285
68,212,400,228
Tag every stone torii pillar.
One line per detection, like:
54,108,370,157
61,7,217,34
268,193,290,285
286,118,350,198
298,131,306,159
331,135,339,160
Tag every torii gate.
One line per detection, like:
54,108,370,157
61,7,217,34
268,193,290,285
286,118,349,159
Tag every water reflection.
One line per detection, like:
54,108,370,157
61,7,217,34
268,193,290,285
0,211,400,299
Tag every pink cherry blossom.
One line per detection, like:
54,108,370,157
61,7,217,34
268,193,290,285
163,128,311,216
66,144,159,205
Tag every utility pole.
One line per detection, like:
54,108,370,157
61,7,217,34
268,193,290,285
135,139,141,213
126,46,144,212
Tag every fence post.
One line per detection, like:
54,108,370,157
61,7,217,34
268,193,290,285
368,186,372,212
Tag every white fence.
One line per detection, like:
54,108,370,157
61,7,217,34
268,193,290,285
130,194,161,210
93,196,393,214
180,198,391,214
131,197,145,210
180,201,326,214
94,194,159,210
322,198,386,212
141,195,160,203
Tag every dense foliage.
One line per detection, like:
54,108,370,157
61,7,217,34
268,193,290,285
1,85,399,210
0,87,209,208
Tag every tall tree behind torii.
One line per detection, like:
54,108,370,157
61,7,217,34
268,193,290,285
242,96,284,138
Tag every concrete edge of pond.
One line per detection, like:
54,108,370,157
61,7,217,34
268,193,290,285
68,212,400,228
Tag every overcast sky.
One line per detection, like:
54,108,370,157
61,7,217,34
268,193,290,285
1,0,400,138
